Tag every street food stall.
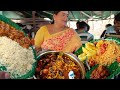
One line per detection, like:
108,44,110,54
0,11,120,79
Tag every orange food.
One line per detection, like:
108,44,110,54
117,56,120,63
0,21,33,48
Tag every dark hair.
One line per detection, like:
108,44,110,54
105,24,112,28
51,11,69,24
76,20,80,25
115,12,120,21
78,21,90,31
16,23,24,27
51,11,61,24
53,11,61,15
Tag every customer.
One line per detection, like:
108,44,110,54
75,21,94,44
34,11,82,53
106,13,120,35
100,24,112,38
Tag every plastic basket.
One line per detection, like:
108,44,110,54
0,15,37,79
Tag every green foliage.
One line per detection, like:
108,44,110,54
85,64,99,79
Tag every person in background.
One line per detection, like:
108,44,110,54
16,23,33,38
16,23,28,35
100,24,112,38
105,13,120,35
25,24,33,38
106,24,112,29
75,21,94,44
34,11,82,54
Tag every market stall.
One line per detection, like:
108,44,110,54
0,15,37,79
0,12,120,79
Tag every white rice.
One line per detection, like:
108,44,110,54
0,36,36,78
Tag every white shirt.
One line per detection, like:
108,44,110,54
78,32,94,44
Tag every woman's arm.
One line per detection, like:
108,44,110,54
34,26,47,52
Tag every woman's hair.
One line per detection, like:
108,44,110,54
51,11,61,24
53,11,61,15
51,11,69,24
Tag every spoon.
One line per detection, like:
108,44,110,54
85,57,91,70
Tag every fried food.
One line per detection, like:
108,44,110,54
35,53,82,79
90,65,110,79
0,21,33,48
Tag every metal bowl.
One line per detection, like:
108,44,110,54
36,50,86,79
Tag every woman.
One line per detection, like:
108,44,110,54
34,11,82,53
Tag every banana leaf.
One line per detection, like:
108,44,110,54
85,64,99,79
74,37,120,79
85,61,120,79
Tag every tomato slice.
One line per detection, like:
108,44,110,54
117,56,120,63
100,43,108,54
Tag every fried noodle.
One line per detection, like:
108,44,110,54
89,40,120,66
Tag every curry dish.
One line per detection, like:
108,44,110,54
35,52,82,79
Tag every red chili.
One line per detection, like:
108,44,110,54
100,43,108,54
117,56,120,63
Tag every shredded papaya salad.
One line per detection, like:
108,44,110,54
78,40,120,67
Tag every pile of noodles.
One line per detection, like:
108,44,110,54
89,40,120,66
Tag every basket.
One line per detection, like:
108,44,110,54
0,15,37,79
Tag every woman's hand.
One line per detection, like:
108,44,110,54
0,72,10,79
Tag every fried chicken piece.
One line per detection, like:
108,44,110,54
90,65,110,79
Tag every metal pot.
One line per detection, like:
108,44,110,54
36,50,86,79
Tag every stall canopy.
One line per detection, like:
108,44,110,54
0,11,120,21
3,11,119,21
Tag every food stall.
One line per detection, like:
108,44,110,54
0,15,37,79
0,12,120,79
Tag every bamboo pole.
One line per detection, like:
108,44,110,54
32,11,36,28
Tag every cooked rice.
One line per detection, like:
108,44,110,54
0,36,36,78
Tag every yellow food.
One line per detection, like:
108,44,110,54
96,40,104,48
90,40,120,66
82,47,96,57
78,40,120,66
85,42,96,50
82,47,89,54
78,53,86,61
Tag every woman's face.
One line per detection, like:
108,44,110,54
53,11,69,27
